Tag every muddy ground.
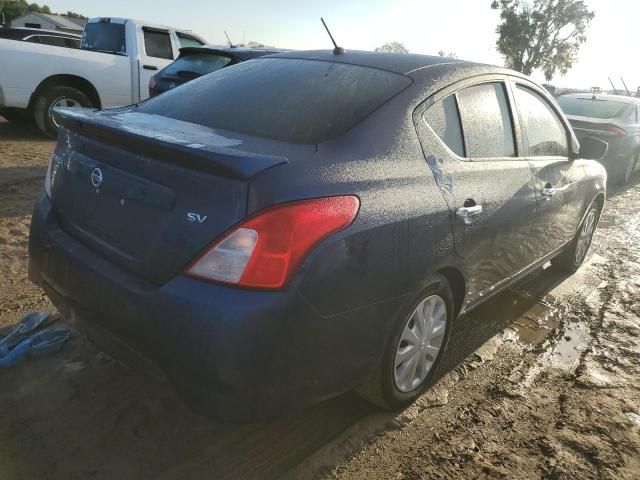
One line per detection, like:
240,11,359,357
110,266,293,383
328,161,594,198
0,117,638,479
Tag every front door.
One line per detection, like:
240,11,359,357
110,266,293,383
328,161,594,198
512,84,585,259
416,80,538,304
137,27,176,101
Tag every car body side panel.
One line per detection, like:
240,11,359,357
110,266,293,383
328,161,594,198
249,90,456,318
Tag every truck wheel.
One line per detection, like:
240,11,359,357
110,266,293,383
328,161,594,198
34,86,92,138
357,274,453,410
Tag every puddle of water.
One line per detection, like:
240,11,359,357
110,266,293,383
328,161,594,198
549,323,590,367
626,412,640,425
507,299,590,369
509,302,560,346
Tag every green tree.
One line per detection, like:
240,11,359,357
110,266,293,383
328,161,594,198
375,42,409,54
491,0,594,80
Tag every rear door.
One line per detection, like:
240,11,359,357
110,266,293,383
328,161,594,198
512,83,584,259
137,27,176,101
416,79,537,302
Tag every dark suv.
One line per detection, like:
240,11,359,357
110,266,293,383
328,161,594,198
29,50,607,421
148,46,284,97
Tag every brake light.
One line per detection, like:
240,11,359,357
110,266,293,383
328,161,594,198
186,196,360,289
602,125,626,137
148,75,157,91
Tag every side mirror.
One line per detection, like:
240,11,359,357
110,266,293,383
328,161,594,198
575,136,608,161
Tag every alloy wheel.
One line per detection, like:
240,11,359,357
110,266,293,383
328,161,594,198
575,209,597,265
50,97,81,128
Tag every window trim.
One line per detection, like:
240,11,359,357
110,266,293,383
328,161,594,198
416,76,523,162
511,81,572,160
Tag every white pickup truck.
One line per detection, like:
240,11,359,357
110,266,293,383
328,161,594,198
0,17,206,136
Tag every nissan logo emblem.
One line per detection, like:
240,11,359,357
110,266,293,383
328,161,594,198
90,167,103,188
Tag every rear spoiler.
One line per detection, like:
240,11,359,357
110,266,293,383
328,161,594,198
54,108,287,180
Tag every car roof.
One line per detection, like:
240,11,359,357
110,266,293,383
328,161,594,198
179,45,287,61
264,49,478,75
559,93,640,104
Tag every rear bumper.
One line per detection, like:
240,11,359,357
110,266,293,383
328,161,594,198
28,195,400,421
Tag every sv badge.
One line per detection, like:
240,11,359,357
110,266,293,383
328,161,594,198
187,212,207,224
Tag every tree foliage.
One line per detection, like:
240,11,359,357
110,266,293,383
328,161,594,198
1,0,86,25
491,0,594,80
375,42,408,54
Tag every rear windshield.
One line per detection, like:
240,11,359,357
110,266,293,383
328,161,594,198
81,22,126,54
557,96,629,119
163,52,232,77
138,58,412,144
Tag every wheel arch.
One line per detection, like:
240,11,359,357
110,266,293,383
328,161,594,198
30,75,102,109
436,266,466,317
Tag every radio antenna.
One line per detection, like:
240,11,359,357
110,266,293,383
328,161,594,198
321,17,344,54
224,31,235,48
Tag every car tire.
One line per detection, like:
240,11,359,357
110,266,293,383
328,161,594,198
552,203,600,273
34,86,92,138
619,152,638,185
357,273,454,410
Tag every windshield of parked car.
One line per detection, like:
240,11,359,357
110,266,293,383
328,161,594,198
81,22,126,54
138,58,411,144
556,96,629,119
162,52,232,77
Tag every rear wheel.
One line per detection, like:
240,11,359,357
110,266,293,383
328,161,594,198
357,274,453,410
552,204,599,273
34,86,92,138
621,153,638,185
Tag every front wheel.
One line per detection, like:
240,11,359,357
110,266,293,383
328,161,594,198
34,86,92,138
357,274,453,410
552,204,599,273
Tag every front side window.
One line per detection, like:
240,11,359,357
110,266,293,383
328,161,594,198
422,95,465,157
516,86,568,157
143,29,173,59
456,83,515,158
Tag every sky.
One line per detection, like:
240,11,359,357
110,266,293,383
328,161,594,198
44,0,640,91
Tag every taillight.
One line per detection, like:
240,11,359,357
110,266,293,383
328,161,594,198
148,75,157,91
600,125,626,137
186,196,360,289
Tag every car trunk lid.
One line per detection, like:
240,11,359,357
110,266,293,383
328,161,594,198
50,108,290,285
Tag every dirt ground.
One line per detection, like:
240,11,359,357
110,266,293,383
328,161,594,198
0,117,639,480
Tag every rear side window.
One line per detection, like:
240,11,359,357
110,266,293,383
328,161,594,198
143,29,173,59
456,83,515,158
177,34,204,48
423,95,465,157
82,22,126,54
516,86,568,157
163,53,232,77
138,58,412,144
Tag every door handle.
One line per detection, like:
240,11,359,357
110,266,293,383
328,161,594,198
456,204,483,225
143,65,158,70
